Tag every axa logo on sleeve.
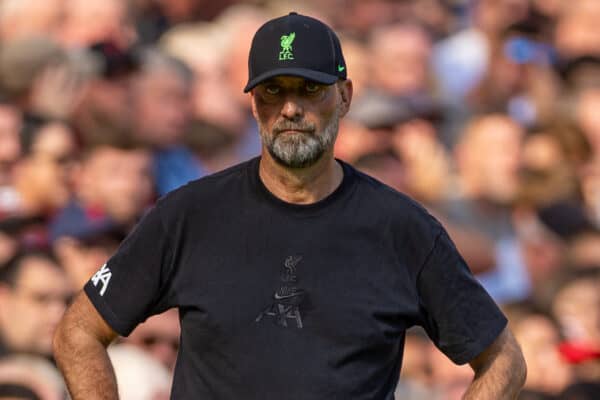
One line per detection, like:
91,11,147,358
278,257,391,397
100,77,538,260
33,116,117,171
91,263,112,296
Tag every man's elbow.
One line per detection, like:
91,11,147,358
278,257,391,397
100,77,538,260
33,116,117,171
500,328,528,394
53,316,74,363
470,326,528,395
512,343,527,390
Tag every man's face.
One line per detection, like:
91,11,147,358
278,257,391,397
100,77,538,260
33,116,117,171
80,146,153,223
0,256,72,356
370,24,431,95
55,236,120,290
125,308,180,371
0,104,22,168
132,69,192,147
61,0,136,47
251,76,352,168
460,116,523,203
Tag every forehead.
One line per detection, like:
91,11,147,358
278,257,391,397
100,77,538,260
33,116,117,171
87,146,151,165
257,75,329,89
15,256,66,289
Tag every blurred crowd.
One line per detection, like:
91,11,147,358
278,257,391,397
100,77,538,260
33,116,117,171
0,0,599,399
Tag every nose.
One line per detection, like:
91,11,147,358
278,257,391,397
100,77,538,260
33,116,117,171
281,97,304,120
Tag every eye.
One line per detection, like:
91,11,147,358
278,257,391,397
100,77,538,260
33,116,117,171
305,82,321,93
264,84,280,95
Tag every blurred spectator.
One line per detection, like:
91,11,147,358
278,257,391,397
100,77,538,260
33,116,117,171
343,92,443,171
334,118,391,165
411,0,456,40
338,35,370,100
427,342,474,400
107,344,172,400
448,114,530,302
131,48,204,194
452,114,523,218
21,119,77,164
50,142,152,289
579,162,600,227
522,129,570,174
75,142,153,227
124,308,180,372
347,94,495,274
184,120,239,173
159,22,242,133
552,273,600,384
72,41,138,146
559,56,600,92
537,202,600,271
531,0,564,21
214,4,270,161
558,381,600,400
368,21,433,97
433,0,530,101
0,355,66,400
573,87,600,162
131,48,193,150
354,152,405,192
0,251,71,359
395,328,436,400
337,0,413,37
0,37,65,112
554,0,600,60
156,0,238,24
0,0,599,395
0,216,47,267
390,117,450,205
1,118,78,222
468,18,560,127
2,136,73,223
511,204,568,308
50,201,126,292
506,303,574,398
0,0,64,42
59,0,136,48
0,103,22,188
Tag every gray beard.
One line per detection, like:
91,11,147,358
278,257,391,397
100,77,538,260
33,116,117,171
259,108,340,169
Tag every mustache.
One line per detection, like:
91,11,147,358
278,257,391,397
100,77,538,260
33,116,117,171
272,120,316,134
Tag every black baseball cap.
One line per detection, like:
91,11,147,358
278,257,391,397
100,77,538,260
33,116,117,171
244,12,347,92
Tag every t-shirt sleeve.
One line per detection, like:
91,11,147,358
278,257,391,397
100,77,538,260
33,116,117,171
84,204,175,337
416,228,507,365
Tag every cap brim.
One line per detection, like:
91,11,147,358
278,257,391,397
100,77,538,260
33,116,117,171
244,68,339,92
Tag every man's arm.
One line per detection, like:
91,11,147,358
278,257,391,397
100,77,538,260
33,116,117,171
53,291,120,400
463,326,527,399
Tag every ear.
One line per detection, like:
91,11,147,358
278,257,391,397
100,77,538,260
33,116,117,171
337,79,353,117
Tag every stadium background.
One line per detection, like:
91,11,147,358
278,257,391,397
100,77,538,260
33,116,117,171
0,0,598,399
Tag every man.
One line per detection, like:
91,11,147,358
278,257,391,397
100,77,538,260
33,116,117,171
0,251,72,359
130,48,205,195
54,12,526,399
0,102,21,188
447,113,530,304
50,140,153,290
123,308,180,372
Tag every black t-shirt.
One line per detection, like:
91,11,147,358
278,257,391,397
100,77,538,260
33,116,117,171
85,157,507,399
